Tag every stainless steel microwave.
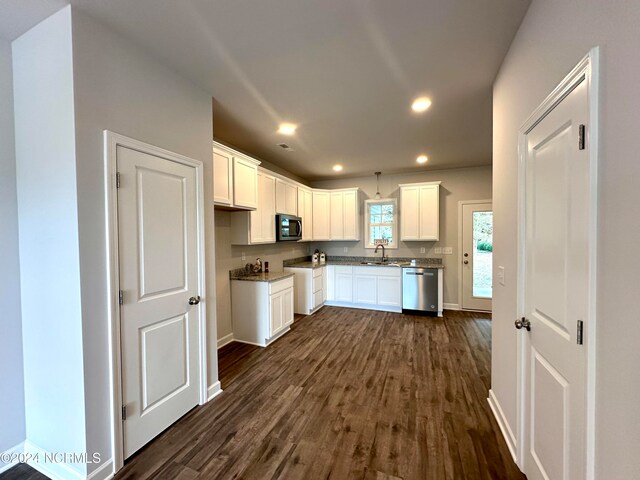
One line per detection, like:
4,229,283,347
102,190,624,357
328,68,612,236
276,214,302,241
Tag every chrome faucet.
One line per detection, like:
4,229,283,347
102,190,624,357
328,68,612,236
374,244,387,263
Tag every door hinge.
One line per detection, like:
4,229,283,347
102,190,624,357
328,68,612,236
577,320,584,345
116,172,121,188
122,405,127,421
578,124,586,150
119,290,124,305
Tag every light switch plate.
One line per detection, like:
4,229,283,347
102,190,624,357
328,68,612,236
343,247,348,253
434,247,442,254
420,247,426,254
497,266,505,286
241,252,246,261
443,247,453,255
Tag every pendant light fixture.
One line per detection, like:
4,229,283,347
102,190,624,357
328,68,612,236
374,171,382,199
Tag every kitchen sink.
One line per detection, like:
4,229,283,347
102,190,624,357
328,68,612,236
360,261,383,265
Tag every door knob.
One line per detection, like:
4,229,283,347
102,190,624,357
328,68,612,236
515,317,531,331
463,260,469,264
189,296,201,305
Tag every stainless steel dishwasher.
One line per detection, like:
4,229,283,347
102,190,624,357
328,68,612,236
402,267,438,313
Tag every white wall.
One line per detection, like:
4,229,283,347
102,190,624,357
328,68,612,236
214,211,309,344
492,0,640,477
311,166,492,306
0,37,26,471
12,7,88,477
70,8,217,474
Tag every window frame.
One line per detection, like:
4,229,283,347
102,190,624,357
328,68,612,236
364,198,398,249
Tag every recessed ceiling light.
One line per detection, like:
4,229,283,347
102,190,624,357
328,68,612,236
277,123,297,135
416,155,428,164
333,164,343,172
411,97,432,113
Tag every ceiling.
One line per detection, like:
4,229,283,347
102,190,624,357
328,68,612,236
3,0,531,181
0,0,70,40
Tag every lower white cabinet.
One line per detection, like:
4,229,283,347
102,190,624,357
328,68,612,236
231,276,294,347
284,266,326,315
326,265,401,312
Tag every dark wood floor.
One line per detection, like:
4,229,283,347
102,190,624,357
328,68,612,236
2,307,525,480
116,307,524,480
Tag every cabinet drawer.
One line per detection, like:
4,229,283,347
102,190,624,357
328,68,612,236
269,276,294,295
313,275,323,293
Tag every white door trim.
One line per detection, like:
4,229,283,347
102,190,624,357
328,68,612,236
515,48,599,478
104,131,208,475
457,199,492,311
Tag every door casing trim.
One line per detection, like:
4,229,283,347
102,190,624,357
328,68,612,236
104,131,208,475
515,47,599,478
457,199,492,311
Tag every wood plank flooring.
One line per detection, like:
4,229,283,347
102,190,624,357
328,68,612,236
1,307,525,480
117,307,524,480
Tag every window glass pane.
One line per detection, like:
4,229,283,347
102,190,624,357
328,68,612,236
381,226,392,241
472,211,493,298
370,204,382,215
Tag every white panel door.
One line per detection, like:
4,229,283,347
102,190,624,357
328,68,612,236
250,171,275,243
212,147,232,206
300,188,313,241
330,192,344,239
353,275,377,305
283,288,294,326
117,146,200,459
377,276,402,307
400,186,419,240
461,202,492,311
335,272,353,302
523,77,589,480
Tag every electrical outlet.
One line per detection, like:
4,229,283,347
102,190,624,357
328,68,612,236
443,247,453,255
497,266,505,286
434,247,442,254
241,252,246,261
343,247,348,253
420,247,426,254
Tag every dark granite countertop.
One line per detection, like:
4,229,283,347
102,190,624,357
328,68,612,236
230,271,294,283
283,256,445,269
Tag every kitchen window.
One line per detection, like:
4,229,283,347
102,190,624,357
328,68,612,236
365,199,397,249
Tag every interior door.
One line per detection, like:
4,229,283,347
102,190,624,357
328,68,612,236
522,77,589,480
117,146,201,459
461,202,492,311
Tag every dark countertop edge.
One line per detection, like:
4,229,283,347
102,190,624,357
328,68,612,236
284,261,444,269
230,272,295,283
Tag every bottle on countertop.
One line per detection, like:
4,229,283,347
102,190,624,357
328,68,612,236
312,248,320,263
320,252,326,263
264,261,269,273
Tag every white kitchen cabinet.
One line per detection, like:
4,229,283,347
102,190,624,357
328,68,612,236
213,142,260,210
326,265,402,312
329,189,360,241
213,147,233,206
230,169,276,245
298,187,313,241
276,178,298,215
400,182,440,241
312,191,331,240
231,276,294,347
284,266,326,315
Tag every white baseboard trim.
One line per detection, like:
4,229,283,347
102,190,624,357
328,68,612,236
207,381,223,401
23,440,85,480
0,442,25,474
488,389,518,462
443,303,460,310
217,333,234,349
87,458,113,480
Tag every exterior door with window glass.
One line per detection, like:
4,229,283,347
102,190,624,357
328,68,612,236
365,199,397,250
461,202,492,311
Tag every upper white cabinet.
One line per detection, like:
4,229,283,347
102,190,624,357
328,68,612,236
400,182,440,241
329,188,359,241
276,178,298,215
230,169,276,245
312,191,331,240
298,187,313,241
213,142,260,210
